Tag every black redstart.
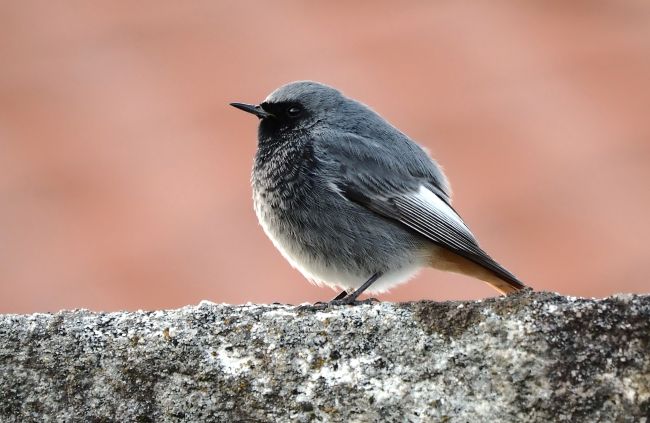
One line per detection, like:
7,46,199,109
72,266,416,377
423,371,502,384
231,81,527,304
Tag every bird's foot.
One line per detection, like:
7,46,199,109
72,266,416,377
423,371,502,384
296,301,328,312
296,297,380,311
327,296,380,306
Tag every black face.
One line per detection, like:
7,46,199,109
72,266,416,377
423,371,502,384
258,101,309,139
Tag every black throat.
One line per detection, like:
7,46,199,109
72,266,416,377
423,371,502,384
253,126,317,206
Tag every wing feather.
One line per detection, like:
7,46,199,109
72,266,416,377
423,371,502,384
315,131,525,289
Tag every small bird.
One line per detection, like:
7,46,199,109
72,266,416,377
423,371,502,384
231,81,526,304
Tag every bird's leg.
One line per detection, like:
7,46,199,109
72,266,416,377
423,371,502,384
330,273,382,305
296,276,381,311
330,290,348,301
308,290,347,307
300,290,349,311
296,290,348,311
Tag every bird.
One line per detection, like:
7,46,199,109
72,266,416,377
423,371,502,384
230,81,527,305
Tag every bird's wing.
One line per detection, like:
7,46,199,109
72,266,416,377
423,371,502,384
315,131,524,288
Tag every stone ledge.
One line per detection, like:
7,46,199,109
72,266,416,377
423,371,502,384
1,290,648,422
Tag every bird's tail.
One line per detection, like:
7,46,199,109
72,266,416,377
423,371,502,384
430,248,527,295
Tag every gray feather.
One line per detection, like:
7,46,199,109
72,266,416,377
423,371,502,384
314,130,524,288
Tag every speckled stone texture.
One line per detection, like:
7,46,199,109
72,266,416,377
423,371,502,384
0,290,648,422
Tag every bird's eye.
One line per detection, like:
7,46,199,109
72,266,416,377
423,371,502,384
286,106,302,117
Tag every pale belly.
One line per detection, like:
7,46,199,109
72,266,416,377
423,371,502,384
253,190,432,294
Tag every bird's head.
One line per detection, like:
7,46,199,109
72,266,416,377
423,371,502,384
230,81,354,140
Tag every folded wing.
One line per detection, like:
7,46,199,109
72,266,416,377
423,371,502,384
315,131,526,291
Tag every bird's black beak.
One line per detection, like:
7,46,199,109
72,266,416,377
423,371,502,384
229,102,272,119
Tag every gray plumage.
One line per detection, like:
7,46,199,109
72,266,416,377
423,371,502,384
231,81,526,300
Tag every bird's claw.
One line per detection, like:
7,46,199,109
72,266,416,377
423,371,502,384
296,297,380,312
326,297,381,307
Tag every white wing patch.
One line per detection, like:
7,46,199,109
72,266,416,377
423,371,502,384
413,185,472,235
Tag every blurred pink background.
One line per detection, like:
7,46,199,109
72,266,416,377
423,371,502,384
1,1,649,313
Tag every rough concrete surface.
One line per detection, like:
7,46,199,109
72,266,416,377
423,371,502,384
0,290,648,422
